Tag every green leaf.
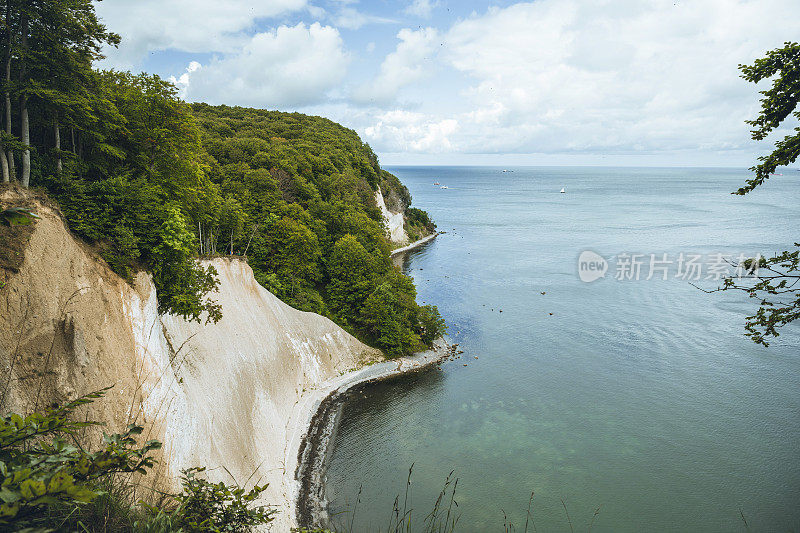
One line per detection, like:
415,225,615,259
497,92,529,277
19,478,47,501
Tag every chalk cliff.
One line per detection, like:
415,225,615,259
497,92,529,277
0,187,381,530
376,189,409,245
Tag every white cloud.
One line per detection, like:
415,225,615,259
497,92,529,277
306,5,327,19
365,110,458,152
96,0,800,162
404,0,438,18
353,27,439,104
367,0,800,156
169,61,201,99
332,7,394,30
96,0,308,69
181,23,350,108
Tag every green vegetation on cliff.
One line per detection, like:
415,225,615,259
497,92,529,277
0,0,443,356
189,103,444,355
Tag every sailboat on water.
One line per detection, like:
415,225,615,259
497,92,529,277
560,187,566,193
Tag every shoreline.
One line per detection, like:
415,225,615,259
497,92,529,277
390,232,440,257
291,338,450,530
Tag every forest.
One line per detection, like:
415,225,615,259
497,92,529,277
2,1,444,357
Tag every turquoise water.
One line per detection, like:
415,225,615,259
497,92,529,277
324,167,800,532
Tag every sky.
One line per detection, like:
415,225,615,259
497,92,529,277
94,0,800,167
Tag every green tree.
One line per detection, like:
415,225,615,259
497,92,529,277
268,216,321,292
164,467,273,533
0,0,119,186
0,389,161,529
1,390,274,532
152,206,221,324
417,304,447,345
716,42,800,346
361,283,417,357
734,42,800,195
327,234,378,325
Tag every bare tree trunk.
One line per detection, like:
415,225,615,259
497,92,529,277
4,0,14,181
54,120,61,173
0,144,8,182
19,95,27,186
243,223,259,258
19,12,28,187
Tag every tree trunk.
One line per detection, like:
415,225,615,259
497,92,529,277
0,143,7,182
4,0,14,181
54,120,61,173
19,12,29,187
19,96,28,186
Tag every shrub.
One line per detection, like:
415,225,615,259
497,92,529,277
0,390,275,532
0,388,161,529
163,467,273,532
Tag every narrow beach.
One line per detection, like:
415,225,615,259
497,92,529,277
289,338,450,529
390,232,440,257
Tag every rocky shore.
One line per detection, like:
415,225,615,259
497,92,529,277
294,338,450,529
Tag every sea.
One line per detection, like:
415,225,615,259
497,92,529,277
322,166,800,532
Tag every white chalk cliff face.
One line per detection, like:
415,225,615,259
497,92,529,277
134,259,380,530
0,191,381,530
376,190,409,245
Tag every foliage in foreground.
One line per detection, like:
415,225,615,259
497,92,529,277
160,467,272,533
0,390,273,532
0,388,160,527
717,42,800,346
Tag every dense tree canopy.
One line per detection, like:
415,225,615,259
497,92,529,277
189,104,444,353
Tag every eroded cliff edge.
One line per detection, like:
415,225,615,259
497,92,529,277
0,187,382,530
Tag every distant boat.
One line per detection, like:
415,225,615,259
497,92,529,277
560,187,566,193
502,169,508,173
440,185,449,189
433,181,440,185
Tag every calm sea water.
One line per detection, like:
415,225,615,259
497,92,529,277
324,167,800,532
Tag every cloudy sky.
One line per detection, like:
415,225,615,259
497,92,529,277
95,0,800,166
